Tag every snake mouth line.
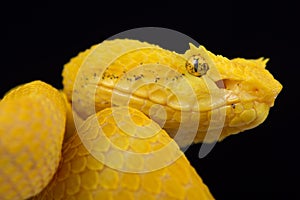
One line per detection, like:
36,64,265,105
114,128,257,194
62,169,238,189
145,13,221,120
96,81,241,114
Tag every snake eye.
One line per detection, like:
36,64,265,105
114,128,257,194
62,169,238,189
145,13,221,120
186,55,210,77
193,58,200,72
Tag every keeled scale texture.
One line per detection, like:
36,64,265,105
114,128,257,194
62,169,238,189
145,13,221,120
33,107,214,199
0,81,66,200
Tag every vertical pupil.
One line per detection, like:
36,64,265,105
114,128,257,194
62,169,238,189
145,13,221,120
193,58,199,72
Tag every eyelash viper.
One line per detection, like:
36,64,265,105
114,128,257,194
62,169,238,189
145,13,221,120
0,39,282,200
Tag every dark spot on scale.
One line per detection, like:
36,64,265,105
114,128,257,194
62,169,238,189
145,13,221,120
231,104,236,109
134,75,143,81
154,77,160,83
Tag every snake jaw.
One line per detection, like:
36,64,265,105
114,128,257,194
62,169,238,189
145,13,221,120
214,76,281,135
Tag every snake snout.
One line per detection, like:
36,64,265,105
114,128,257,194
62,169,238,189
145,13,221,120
247,73,282,107
215,75,282,108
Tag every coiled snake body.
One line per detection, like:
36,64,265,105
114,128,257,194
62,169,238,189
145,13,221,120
0,39,282,199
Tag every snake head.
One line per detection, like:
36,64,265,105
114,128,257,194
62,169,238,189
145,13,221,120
62,39,282,144
184,44,283,141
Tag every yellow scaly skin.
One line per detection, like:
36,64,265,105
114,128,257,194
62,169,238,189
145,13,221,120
33,107,214,199
0,81,66,200
0,39,282,199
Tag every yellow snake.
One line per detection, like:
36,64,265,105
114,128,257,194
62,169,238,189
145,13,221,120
0,39,282,200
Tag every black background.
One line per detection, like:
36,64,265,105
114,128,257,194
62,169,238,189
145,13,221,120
1,1,298,200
